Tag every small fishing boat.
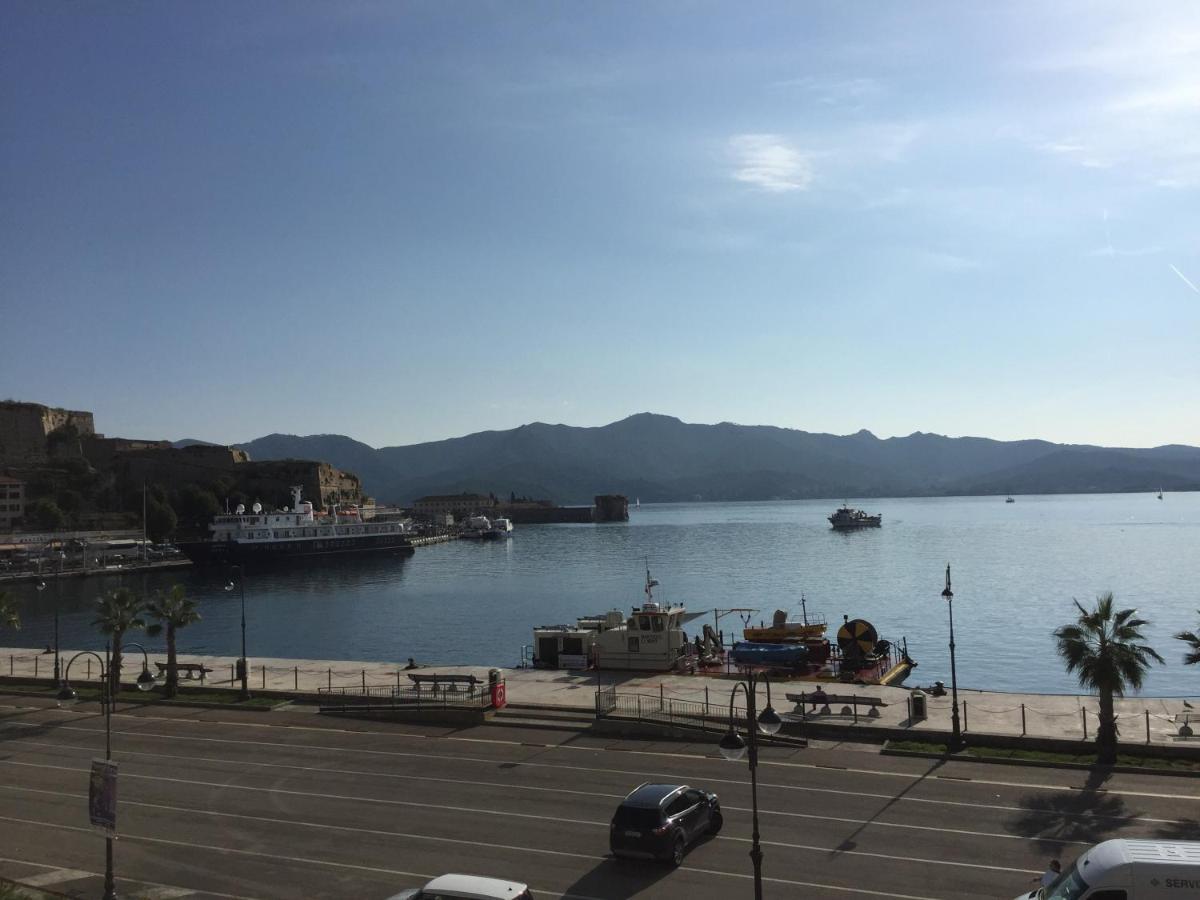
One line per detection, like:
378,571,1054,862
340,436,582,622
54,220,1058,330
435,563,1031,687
1006,496,1015,503
828,505,882,529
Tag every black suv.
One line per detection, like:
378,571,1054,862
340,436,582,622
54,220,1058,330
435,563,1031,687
609,783,722,866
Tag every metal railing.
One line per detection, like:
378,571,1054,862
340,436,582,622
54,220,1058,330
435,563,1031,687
317,682,492,713
597,688,747,734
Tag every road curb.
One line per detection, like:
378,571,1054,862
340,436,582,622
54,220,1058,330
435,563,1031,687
880,741,1200,778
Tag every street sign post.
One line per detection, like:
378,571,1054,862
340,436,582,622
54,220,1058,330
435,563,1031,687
89,759,118,834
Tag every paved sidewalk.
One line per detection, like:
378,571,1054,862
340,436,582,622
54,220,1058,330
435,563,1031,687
3,645,1197,748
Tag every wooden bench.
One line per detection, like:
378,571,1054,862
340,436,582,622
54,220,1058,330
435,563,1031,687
407,673,481,693
785,691,888,718
156,661,213,681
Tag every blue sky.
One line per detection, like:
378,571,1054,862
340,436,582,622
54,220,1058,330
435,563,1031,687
3,2,1198,449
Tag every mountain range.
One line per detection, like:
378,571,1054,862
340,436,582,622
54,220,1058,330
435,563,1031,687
186,414,1200,506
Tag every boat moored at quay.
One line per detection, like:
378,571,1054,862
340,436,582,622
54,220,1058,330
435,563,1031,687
178,486,413,564
531,571,915,684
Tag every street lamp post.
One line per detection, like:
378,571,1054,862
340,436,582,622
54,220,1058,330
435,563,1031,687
942,564,964,752
717,670,783,900
57,643,156,900
225,565,250,700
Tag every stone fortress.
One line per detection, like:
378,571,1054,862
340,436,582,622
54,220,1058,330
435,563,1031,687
0,400,365,526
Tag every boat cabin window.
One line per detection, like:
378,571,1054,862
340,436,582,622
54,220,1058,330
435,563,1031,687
639,616,651,630
651,616,664,632
627,618,636,629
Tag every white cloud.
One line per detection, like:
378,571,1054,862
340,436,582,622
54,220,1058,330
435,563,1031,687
770,75,884,108
729,134,814,193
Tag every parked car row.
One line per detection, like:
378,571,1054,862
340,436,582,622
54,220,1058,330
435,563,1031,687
388,782,722,899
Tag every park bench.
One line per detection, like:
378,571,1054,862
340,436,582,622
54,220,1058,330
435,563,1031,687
785,691,888,718
407,673,481,693
156,661,213,682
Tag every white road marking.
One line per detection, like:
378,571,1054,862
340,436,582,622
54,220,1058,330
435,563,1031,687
2,733,1187,829
0,852,258,899
0,812,945,900
0,775,1038,876
18,868,93,887
8,711,1196,804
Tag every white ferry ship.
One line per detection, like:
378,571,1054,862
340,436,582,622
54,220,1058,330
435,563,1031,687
178,485,412,564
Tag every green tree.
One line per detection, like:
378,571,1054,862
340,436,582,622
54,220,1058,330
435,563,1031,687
0,589,20,635
24,498,66,530
1175,613,1200,666
145,585,201,698
92,588,147,695
1054,593,1164,764
175,484,221,530
145,497,178,543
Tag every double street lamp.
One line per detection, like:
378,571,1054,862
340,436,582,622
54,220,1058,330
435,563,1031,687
224,565,250,700
717,670,783,900
56,644,156,900
942,564,965,753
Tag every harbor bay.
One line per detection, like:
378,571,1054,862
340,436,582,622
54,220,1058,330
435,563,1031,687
8,492,1200,697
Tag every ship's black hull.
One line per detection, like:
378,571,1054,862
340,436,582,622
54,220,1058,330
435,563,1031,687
178,534,414,565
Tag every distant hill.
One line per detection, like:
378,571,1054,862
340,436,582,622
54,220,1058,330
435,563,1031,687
231,413,1200,505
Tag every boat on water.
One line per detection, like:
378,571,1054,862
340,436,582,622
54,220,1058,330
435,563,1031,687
530,574,914,683
733,605,914,685
531,568,693,671
1158,487,1164,500
1006,496,1015,503
178,485,412,564
828,505,882,529
489,517,514,537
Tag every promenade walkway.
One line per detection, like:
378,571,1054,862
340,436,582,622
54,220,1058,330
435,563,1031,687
2,645,1197,749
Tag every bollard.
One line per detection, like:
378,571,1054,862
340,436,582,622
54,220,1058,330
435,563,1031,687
1021,704,1027,736
1146,709,1150,745
1082,708,1088,740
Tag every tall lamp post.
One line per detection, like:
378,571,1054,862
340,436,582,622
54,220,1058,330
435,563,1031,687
224,565,250,700
35,578,57,685
942,564,964,752
717,670,783,900
57,644,156,900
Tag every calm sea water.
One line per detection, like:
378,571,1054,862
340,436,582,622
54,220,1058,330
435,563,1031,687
8,493,1200,696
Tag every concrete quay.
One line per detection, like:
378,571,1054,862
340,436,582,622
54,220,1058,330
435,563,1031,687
2,645,1197,752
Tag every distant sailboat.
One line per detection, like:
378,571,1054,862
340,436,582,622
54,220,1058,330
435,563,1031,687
1157,487,1164,500
1005,496,1015,503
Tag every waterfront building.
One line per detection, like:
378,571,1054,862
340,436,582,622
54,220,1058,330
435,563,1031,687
413,493,498,520
0,476,25,530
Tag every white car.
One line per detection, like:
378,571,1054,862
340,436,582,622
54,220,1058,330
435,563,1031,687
388,873,533,900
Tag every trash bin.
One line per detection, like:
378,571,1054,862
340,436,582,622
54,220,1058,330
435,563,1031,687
489,668,507,709
910,689,927,721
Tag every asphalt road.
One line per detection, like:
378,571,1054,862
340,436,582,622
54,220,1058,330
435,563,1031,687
0,698,1197,900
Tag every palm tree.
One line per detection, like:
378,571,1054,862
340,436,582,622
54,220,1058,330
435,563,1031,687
1175,613,1200,666
0,589,20,634
1054,592,1164,764
145,584,200,698
92,587,146,695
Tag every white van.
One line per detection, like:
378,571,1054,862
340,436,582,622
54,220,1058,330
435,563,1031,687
388,873,532,900
1016,840,1200,900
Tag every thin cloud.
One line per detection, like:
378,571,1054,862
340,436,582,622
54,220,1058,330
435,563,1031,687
1169,264,1200,294
729,134,814,193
